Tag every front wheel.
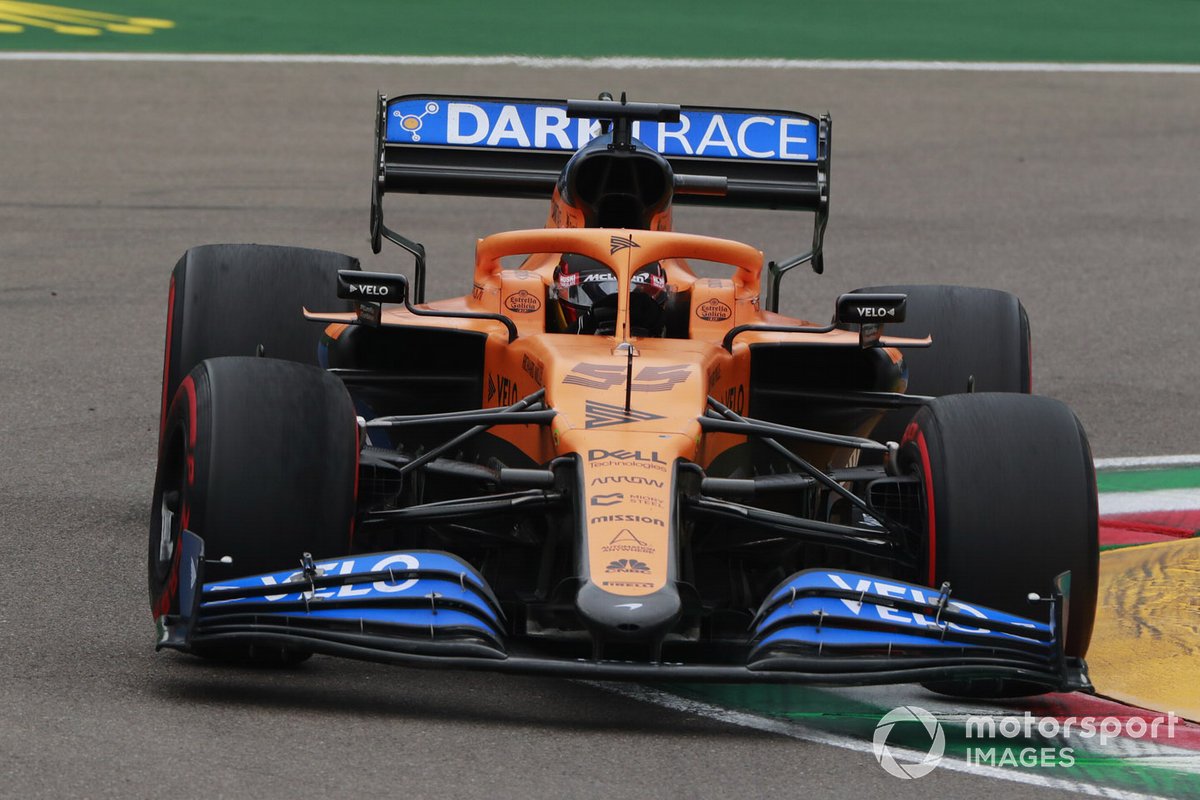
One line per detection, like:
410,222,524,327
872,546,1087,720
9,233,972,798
149,356,359,664
902,393,1098,697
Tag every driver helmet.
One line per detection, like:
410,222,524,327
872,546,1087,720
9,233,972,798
553,255,668,336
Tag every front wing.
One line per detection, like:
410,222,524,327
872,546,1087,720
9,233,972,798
157,531,1089,690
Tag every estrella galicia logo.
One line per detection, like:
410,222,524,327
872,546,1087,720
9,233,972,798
872,706,945,779
695,298,732,321
504,289,541,313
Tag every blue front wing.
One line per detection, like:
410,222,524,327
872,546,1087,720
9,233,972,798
156,531,1087,690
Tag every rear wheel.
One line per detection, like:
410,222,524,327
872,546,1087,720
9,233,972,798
902,393,1098,697
849,285,1030,446
159,244,359,445
150,356,359,664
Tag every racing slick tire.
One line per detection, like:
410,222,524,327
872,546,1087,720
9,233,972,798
158,244,359,446
150,356,359,665
849,285,1030,448
901,393,1098,698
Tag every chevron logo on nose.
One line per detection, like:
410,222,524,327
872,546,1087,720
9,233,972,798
610,234,639,254
585,399,664,429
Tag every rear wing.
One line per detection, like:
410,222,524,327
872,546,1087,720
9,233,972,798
371,94,831,307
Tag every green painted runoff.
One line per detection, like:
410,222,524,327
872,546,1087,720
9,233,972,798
1096,467,1200,494
1,1,1198,62
668,683,1200,797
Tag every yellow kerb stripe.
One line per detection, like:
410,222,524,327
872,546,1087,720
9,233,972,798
0,1,173,35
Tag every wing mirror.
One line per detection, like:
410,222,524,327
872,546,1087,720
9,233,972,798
835,292,907,347
337,270,408,326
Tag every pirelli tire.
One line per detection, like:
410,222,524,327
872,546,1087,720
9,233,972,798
901,393,1098,698
158,243,360,446
149,356,359,665
849,285,1031,447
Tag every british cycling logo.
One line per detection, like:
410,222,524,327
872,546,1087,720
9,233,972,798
872,706,946,779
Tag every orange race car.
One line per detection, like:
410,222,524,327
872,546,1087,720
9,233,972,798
149,94,1098,697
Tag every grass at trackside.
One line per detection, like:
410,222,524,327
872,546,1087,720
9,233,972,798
1,1,1199,63
1096,467,1200,494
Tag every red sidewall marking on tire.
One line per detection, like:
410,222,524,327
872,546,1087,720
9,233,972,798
155,375,196,620
349,410,359,548
158,274,176,442
904,421,937,583
181,375,197,484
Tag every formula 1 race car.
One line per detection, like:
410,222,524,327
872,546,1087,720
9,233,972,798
149,93,1098,697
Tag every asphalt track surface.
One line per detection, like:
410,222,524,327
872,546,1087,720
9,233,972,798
1,62,1198,799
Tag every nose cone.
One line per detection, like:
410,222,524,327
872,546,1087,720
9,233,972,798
575,580,681,644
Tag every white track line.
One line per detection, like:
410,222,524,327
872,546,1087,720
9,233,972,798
1095,455,1200,470
1100,489,1200,516
587,682,1173,799
2,52,1200,73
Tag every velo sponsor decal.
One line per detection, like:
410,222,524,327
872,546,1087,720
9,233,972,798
606,558,650,574
591,492,624,506
610,234,639,253
385,97,818,162
695,298,732,321
487,374,519,406
504,289,541,313
565,362,692,392
207,553,423,604
873,706,946,779
345,283,392,298
584,399,666,429
721,384,746,414
602,529,656,554
825,574,1015,633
